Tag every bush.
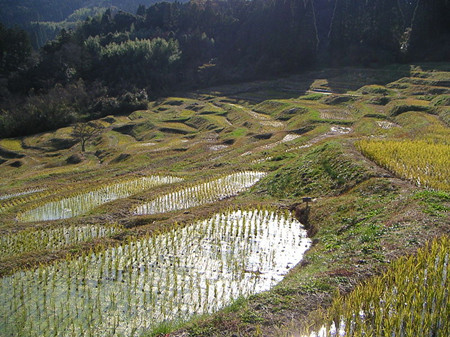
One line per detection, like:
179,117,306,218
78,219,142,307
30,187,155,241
90,89,148,116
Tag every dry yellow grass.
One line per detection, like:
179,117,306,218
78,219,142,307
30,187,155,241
357,139,449,190
303,236,449,337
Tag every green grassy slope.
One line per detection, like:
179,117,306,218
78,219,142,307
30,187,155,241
0,63,449,336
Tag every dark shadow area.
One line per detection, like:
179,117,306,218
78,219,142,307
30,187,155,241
325,66,412,94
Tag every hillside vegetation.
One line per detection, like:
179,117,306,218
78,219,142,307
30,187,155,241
0,0,183,47
1,0,449,138
0,64,448,336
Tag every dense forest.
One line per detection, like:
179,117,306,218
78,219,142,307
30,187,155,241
0,0,186,48
1,0,449,138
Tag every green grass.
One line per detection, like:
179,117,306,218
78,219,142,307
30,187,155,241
254,100,293,116
157,122,197,134
392,110,446,137
0,63,449,337
258,141,370,198
298,93,325,101
185,115,228,131
413,190,450,216
431,94,450,107
357,84,393,96
0,139,23,151
198,103,227,115
143,320,185,337
224,127,247,138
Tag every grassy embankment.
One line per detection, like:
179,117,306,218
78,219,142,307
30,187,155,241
0,63,448,336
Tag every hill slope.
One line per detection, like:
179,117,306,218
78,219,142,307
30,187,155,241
0,64,449,336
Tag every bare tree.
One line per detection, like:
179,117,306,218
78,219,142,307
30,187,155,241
71,122,102,152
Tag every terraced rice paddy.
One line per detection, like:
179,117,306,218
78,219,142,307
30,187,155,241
0,207,311,336
17,175,183,222
303,236,449,337
0,189,47,214
0,189,45,201
1,65,448,337
357,139,450,190
0,224,121,259
134,171,266,215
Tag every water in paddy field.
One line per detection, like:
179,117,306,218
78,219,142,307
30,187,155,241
134,171,266,215
0,225,120,259
0,208,311,336
18,175,183,222
0,188,45,201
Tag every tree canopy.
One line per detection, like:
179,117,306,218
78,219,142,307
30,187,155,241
0,0,449,138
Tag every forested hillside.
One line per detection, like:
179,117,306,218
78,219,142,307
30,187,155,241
1,0,449,138
0,0,185,47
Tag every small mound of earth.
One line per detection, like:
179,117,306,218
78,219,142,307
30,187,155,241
293,126,316,135
159,127,190,135
48,138,78,150
113,124,134,135
222,138,235,145
322,95,354,105
0,147,24,159
101,116,117,124
66,154,84,164
253,133,273,140
369,96,390,105
111,153,131,163
165,100,184,106
94,150,111,162
9,160,23,167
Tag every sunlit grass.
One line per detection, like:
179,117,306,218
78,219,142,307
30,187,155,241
302,236,449,337
357,139,449,190
0,139,23,151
